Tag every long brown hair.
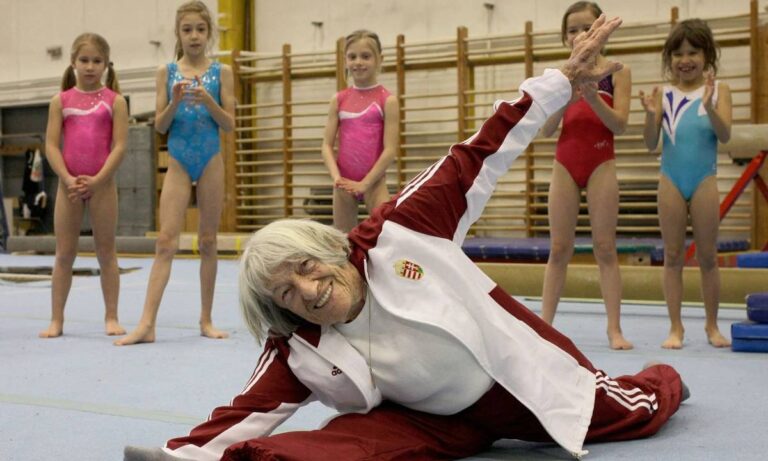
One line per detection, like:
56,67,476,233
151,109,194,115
174,0,215,61
661,19,719,80
60,33,120,93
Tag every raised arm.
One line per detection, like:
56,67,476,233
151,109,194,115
380,15,624,244
640,86,662,151
704,77,732,143
582,65,631,134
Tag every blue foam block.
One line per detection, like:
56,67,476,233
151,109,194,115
731,321,768,339
746,292,768,323
732,338,768,353
737,252,768,268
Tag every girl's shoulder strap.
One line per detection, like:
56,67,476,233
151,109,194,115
336,87,352,105
59,87,73,104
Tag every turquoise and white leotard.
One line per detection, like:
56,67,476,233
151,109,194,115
166,61,222,182
660,83,719,201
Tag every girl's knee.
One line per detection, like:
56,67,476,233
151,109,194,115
548,241,574,264
592,240,617,265
664,247,685,268
155,233,179,258
197,234,217,257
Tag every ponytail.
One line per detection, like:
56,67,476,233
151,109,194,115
106,62,121,93
61,65,77,91
175,41,184,61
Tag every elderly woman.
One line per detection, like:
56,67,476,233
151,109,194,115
126,16,686,461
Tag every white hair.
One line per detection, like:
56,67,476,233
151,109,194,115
239,219,350,341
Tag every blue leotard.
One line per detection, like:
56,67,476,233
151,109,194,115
166,61,221,182
660,84,718,201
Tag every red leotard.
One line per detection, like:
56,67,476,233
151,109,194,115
555,75,614,188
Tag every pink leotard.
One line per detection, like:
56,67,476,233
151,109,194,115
60,86,117,176
555,75,614,188
336,85,391,182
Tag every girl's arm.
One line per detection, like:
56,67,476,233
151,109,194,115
194,63,235,132
640,86,662,151
320,95,342,183
539,106,566,138
582,65,631,134
705,79,732,143
154,65,182,134
87,95,130,188
44,95,78,201
355,94,400,191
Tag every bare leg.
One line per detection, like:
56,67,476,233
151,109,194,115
541,161,580,325
690,177,729,347
115,159,191,345
89,179,125,336
587,161,632,350
195,154,228,339
40,183,84,338
333,186,360,233
364,176,390,213
658,176,688,349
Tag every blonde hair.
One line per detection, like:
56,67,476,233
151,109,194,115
61,33,120,93
174,0,216,61
343,29,383,84
239,219,350,342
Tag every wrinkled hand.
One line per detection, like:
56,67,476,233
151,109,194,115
638,86,660,116
702,72,715,112
335,177,366,196
560,15,623,87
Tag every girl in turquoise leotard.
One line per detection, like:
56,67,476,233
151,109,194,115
640,19,732,349
117,0,236,346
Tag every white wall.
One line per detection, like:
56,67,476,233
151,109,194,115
0,0,217,114
254,0,766,53
0,0,764,113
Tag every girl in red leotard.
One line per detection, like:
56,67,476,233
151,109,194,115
539,1,633,350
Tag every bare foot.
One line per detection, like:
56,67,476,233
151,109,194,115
201,322,229,339
608,331,634,350
114,325,156,346
706,328,731,348
106,319,126,336
661,331,684,349
39,321,63,338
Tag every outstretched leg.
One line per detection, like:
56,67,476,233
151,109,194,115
115,159,191,345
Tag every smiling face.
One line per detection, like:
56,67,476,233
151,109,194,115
563,9,598,49
267,258,366,327
670,39,706,86
72,43,107,90
345,38,380,87
177,12,210,57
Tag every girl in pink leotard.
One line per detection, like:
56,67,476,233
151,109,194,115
321,30,400,232
39,33,129,339
539,2,633,350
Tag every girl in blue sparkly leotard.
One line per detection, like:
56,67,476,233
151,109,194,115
117,0,235,346
640,19,732,350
